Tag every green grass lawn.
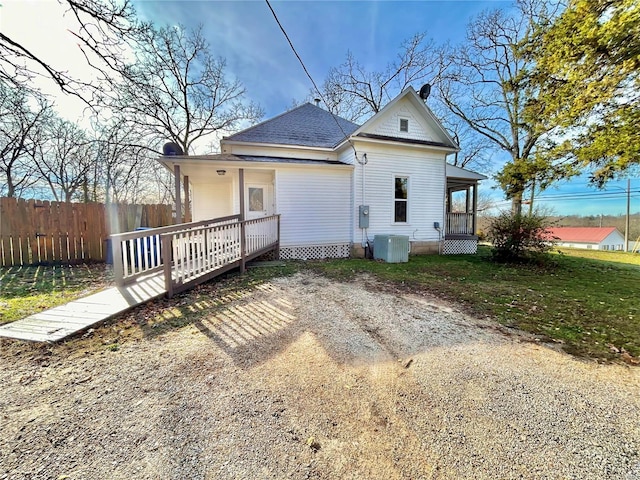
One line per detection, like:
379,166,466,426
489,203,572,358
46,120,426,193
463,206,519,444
311,247,640,361
0,264,112,324
1,248,638,363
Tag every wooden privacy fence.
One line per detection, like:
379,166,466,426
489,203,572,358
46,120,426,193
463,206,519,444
0,198,172,267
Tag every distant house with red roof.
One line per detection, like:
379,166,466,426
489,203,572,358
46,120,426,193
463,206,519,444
546,227,625,251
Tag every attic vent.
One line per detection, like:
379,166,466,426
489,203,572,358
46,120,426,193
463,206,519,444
399,118,409,132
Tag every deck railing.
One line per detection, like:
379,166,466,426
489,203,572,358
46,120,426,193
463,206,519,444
161,214,280,297
110,215,240,286
446,212,475,236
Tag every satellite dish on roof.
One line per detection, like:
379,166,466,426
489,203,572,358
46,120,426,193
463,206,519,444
419,83,431,101
163,142,184,156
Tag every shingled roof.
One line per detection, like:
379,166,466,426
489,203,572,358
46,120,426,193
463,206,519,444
224,103,360,148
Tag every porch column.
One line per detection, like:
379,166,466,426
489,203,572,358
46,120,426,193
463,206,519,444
239,168,246,273
446,187,452,213
174,164,182,225
466,187,472,234
238,168,245,221
465,187,471,213
183,175,191,223
472,184,478,235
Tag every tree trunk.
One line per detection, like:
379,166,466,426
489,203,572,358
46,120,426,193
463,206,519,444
512,192,523,215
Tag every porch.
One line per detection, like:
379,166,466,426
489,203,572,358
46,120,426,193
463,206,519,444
443,164,486,254
110,214,280,298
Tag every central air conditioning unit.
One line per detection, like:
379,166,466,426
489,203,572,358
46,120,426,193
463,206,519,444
373,235,409,263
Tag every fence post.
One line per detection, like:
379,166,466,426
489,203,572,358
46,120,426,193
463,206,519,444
162,234,174,298
112,237,125,286
240,220,246,273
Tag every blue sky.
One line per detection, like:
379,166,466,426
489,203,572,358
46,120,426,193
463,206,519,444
4,0,637,217
131,0,638,217
133,0,500,118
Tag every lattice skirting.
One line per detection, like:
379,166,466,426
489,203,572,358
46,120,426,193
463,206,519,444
280,244,351,260
443,239,478,255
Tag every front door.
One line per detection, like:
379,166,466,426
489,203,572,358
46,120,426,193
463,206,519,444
245,183,273,220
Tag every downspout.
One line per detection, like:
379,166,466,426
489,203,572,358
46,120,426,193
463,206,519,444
441,160,447,254
362,153,366,247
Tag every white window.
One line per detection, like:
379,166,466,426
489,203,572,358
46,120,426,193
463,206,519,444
394,176,408,223
248,187,264,211
399,118,409,132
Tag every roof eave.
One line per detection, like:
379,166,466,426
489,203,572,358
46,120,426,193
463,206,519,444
350,134,459,153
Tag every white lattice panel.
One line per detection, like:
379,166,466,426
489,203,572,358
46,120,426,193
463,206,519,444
280,244,351,260
443,239,478,255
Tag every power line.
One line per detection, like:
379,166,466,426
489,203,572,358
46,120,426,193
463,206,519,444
531,190,640,201
533,195,640,202
264,0,358,157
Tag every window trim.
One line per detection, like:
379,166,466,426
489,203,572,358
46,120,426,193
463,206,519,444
393,175,409,224
399,117,409,133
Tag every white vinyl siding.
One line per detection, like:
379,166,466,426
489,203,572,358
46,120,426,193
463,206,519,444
191,179,234,220
351,142,445,244
276,166,352,247
365,99,438,142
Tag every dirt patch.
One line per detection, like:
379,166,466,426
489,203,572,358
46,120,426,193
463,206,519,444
1,273,639,479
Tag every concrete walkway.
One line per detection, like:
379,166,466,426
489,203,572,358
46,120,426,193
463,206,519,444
0,273,166,342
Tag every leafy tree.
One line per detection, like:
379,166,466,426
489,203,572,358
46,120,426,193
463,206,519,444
488,210,556,262
114,25,263,155
530,0,640,186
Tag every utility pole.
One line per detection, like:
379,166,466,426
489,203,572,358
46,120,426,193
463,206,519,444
529,178,535,216
625,178,630,252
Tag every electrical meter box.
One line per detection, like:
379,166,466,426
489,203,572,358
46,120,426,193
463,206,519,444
358,205,370,229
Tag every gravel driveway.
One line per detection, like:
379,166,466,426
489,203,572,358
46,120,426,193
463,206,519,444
1,273,639,479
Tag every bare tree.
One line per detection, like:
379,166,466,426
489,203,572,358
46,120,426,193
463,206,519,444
0,0,145,104
316,33,494,173
114,24,263,155
88,117,162,204
440,116,494,172
0,81,52,197
451,188,496,213
35,116,94,202
319,33,444,123
439,3,556,213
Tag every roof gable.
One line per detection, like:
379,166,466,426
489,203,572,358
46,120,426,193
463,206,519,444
224,103,359,149
546,227,622,243
351,87,458,150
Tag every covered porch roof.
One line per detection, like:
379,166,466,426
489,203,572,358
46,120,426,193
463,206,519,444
446,163,488,192
157,153,352,179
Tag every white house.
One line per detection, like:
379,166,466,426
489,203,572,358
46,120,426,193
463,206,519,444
158,86,486,260
547,227,626,251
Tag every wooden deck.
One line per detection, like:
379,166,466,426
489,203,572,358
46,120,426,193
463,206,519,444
0,214,280,343
0,273,166,342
